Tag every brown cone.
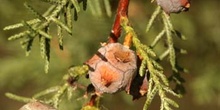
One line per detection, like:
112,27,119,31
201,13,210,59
86,43,137,94
156,0,190,14
19,101,56,110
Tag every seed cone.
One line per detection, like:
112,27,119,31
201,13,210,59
86,43,137,94
156,0,190,14
19,101,56,110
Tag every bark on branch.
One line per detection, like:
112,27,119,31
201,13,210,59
108,0,130,43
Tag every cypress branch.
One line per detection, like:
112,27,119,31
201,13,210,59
139,60,148,76
151,60,163,71
150,29,165,48
44,37,51,73
141,44,157,57
3,1,188,109
22,21,38,37
68,65,89,78
70,0,81,13
154,69,169,86
24,2,46,21
162,13,177,72
143,85,158,110
164,98,179,108
162,85,182,98
38,30,53,39
43,5,57,16
51,83,68,108
57,25,64,50
121,14,183,110
51,17,72,34
4,19,41,30
33,86,60,99
8,31,29,40
66,2,73,29
5,93,33,103
158,49,170,61
146,6,161,32
40,36,46,59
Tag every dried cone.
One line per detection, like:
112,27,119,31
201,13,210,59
156,0,190,14
86,43,137,94
19,101,56,110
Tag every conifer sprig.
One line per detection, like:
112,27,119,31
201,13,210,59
121,16,182,110
4,0,84,73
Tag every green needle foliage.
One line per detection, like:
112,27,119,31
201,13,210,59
4,0,112,73
4,0,86,73
5,65,89,109
121,16,183,110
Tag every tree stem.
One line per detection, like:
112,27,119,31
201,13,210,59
108,0,130,43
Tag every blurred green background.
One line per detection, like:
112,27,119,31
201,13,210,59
0,0,220,110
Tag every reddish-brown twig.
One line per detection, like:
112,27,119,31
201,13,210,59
108,0,130,43
86,95,98,106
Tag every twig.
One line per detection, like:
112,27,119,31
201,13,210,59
5,93,33,103
108,0,130,43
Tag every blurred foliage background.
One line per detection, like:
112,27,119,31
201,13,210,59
0,0,220,110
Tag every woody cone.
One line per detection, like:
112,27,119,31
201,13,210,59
156,0,191,14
